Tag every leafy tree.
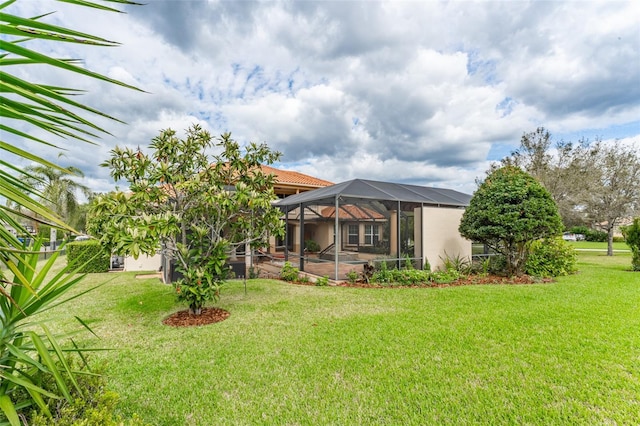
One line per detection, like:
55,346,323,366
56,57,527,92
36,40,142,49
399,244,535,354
501,128,640,256
621,217,640,271
89,125,285,314
500,127,592,228
582,143,640,256
459,166,563,276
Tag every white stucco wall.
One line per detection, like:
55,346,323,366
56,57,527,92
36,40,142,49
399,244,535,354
421,206,472,271
123,254,162,272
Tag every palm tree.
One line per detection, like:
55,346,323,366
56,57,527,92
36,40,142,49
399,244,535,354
0,0,142,238
24,165,92,231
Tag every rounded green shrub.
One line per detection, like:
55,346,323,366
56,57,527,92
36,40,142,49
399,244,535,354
280,262,300,281
304,239,320,252
525,237,577,277
621,218,640,271
315,275,330,286
585,229,608,242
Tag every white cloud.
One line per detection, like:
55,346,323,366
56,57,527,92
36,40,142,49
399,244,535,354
3,0,639,198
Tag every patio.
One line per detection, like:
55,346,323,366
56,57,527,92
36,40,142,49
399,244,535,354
274,178,473,280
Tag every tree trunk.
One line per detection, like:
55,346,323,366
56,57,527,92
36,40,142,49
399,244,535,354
607,227,614,257
189,303,202,316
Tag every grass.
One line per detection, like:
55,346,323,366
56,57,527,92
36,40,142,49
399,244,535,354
568,240,629,251
37,251,640,425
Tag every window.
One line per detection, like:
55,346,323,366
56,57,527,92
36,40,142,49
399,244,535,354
364,224,379,245
348,225,359,245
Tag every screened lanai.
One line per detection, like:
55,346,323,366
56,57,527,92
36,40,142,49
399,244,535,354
273,179,472,281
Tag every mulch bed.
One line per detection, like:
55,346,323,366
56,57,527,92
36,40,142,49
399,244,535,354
336,274,552,288
163,307,230,327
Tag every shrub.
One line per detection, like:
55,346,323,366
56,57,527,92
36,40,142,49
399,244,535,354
304,239,320,252
403,255,414,270
315,276,329,286
1,239,98,424
423,258,431,272
621,218,640,271
280,262,300,281
525,237,577,277
346,270,359,284
358,245,389,254
430,268,461,284
370,262,431,286
24,360,147,426
173,240,231,315
37,224,52,239
371,261,393,284
440,252,472,275
66,240,110,273
174,263,227,316
471,256,492,276
569,225,589,235
569,226,608,242
373,259,395,271
586,229,607,242
473,255,508,276
393,268,431,285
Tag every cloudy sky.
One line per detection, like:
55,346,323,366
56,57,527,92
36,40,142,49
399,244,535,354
5,0,640,195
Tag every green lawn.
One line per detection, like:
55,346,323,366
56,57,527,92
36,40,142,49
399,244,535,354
42,252,639,425
567,240,629,251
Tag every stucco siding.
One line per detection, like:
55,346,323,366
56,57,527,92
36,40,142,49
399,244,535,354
124,253,162,272
421,206,471,271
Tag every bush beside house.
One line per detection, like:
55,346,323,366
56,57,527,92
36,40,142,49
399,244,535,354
66,240,110,273
621,218,640,271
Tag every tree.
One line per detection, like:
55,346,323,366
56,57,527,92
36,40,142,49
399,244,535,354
500,127,592,228
23,165,92,232
459,166,563,276
621,217,640,271
89,125,285,314
582,143,640,256
501,128,640,256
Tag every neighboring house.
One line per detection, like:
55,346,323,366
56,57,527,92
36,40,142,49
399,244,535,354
124,253,162,272
262,165,333,253
594,217,635,238
275,179,473,280
262,165,333,198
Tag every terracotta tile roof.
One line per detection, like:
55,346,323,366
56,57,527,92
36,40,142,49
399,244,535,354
320,205,385,220
260,165,333,188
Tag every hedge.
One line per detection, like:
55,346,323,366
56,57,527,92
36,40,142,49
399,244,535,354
66,240,110,273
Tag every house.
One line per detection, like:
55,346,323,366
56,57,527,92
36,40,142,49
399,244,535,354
262,165,333,198
594,217,635,238
274,179,472,280
158,165,333,282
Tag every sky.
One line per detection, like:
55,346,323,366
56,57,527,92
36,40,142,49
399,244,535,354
4,0,640,196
